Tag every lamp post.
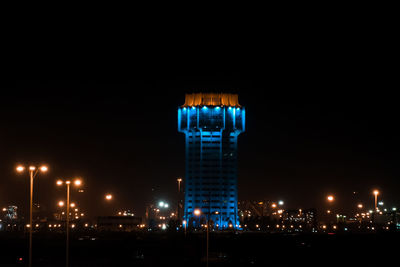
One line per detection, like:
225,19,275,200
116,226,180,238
183,220,187,237
373,190,379,211
326,195,335,224
177,178,183,224
57,178,82,267
16,165,48,267
177,178,182,193
357,203,363,224
194,208,208,267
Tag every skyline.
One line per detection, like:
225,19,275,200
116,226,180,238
0,78,399,219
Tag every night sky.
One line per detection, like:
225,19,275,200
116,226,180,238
1,74,398,220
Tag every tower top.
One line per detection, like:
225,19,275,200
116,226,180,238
182,93,240,107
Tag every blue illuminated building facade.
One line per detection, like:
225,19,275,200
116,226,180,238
178,93,245,229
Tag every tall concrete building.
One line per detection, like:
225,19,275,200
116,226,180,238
178,93,245,229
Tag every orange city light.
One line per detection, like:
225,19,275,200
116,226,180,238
193,209,201,216
58,201,64,207
373,190,379,196
40,166,48,172
105,194,113,200
327,195,334,202
16,166,25,172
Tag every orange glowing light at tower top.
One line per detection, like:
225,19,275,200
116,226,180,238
182,93,240,107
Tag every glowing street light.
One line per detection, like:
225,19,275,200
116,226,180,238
177,178,183,223
327,195,334,202
56,178,82,267
194,209,201,216
177,178,183,192
373,190,379,210
183,220,187,236
16,166,25,172
16,164,48,267
40,166,48,172
193,208,209,267
105,194,113,200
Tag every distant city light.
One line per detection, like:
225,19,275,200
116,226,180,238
158,201,168,208
105,194,113,200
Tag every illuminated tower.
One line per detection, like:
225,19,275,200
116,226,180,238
178,93,245,229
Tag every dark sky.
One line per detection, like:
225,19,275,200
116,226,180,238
0,75,398,220
1,13,398,219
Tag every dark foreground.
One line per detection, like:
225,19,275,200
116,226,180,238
0,231,398,266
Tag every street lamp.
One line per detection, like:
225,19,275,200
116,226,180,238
373,190,379,211
194,208,201,217
16,164,48,267
177,178,183,224
326,195,335,223
193,209,208,267
56,178,82,267
177,178,182,193
105,194,113,200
